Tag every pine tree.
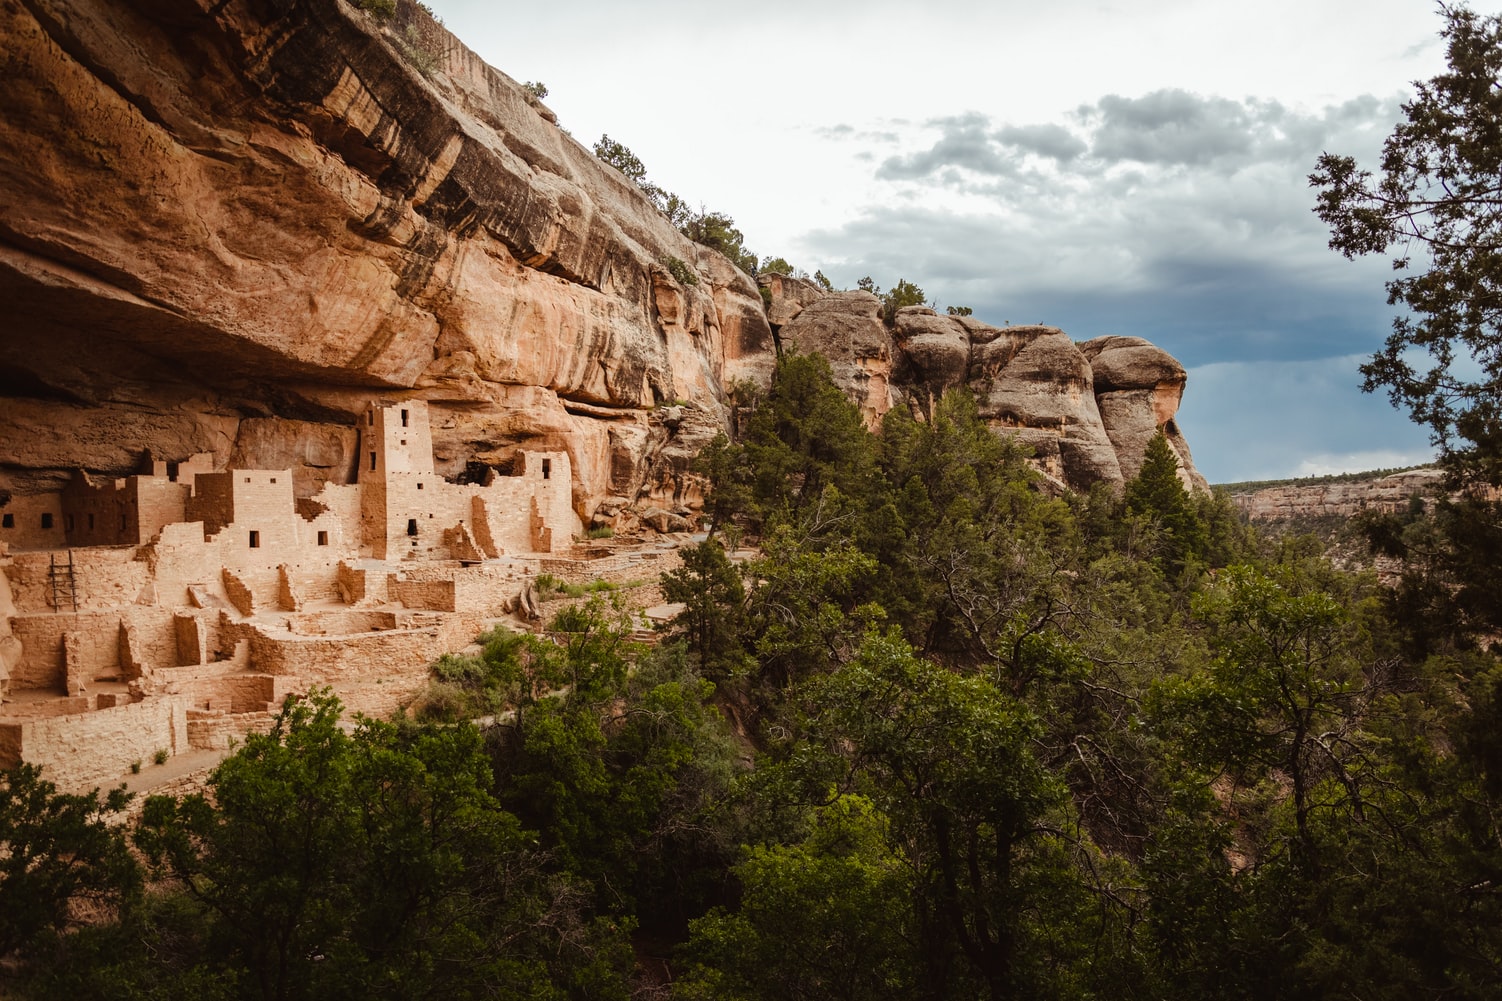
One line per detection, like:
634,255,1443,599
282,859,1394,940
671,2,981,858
1125,432,1206,574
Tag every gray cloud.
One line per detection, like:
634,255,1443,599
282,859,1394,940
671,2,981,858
996,123,1088,162
1087,90,1258,165
858,92,1401,185
876,113,1015,180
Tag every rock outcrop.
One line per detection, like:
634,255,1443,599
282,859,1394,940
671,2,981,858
768,281,1205,493
0,0,1204,524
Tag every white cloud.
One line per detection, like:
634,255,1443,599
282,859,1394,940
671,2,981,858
1292,451,1434,477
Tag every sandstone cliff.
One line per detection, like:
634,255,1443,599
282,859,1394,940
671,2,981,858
1231,468,1444,522
0,0,771,522
1,0,1203,524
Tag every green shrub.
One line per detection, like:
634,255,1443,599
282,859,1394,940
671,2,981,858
398,24,438,77
559,579,618,598
586,525,615,540
432,651,485,686
410,680,469,722
664,256,699,287
354,0,396,18
152,748,169,766
130,760,141,775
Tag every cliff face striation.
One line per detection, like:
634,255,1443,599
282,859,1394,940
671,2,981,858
1,0,1203,525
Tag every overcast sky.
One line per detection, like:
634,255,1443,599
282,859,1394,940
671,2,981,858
424,0,1464,483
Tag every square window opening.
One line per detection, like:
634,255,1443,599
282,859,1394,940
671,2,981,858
317,530,329,546
249,530,260,548
41,513,53,530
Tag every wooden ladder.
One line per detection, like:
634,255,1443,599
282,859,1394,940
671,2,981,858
49,550,78,613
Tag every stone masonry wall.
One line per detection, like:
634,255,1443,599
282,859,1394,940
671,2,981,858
0,696,190,792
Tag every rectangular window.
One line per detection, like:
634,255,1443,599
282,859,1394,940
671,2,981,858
401,409,409,427
406,518,418,536
317,531,329,546
416,482,423,490
370,452,377,471
41,513,53,529
1,514,12,528
270,477,276,484
120,514,127,531
542,458,552,480
85,514,93,530
249,530,260,548
400,439,407,446
244,477,251,483
367,412,374,426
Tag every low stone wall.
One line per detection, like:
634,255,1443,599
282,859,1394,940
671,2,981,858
0,696,93,718
0,696,190,792
244,613,482,682
285,610,400,636
187,708,276,750
390,577,457,612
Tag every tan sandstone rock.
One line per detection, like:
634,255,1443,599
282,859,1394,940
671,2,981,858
0,0,770,520
778,292,898,428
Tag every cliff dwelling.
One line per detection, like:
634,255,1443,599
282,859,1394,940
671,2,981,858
0,400,649,791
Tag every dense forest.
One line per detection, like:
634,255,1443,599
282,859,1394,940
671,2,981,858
6,5,1502,1000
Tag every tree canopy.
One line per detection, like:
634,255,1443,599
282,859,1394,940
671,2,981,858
1312,5,1502,483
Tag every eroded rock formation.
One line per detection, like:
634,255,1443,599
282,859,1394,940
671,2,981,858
767,281,1205,493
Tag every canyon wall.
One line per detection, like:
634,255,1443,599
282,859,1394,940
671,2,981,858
1,0,1204,524
1231,468,1445,522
